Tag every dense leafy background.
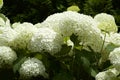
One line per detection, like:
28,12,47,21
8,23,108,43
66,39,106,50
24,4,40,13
0,0,120,26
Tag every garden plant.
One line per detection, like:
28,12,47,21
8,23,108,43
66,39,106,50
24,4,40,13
0,0,120,80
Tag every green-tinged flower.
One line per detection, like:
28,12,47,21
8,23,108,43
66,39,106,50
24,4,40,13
67,5,80,12
95,68,119,80
109,47,120,71
19,58,46,79
94,13,118,33
0,13,11,27
28,27,63,55
11,22,38,50
0,0,3,9
0,46,17,68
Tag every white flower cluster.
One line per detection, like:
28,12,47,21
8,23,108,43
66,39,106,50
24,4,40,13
0,27,17,46
95,68,119,80
0,46,17,68
19,58,46,78
73,13,102,52
41,11,103,52
10,22,38,50
109,47,120,72
107,33,120,46
94,13,118,33
94,13,120,80
95,13,120,80
28,27,63,55
0,10,120,79
41,11,78,37
99,33,120,63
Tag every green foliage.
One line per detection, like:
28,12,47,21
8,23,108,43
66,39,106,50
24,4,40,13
53,72,73,80
0,0,85,24
1,0,120,28
0,0,54,24
84,0,113,16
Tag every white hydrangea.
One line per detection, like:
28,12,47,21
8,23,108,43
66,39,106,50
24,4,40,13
100,32,120,55
95,68,119,80
94,13,118,33
19,58,46,78
0,13,11,27
100,32,120,51
28,27,63,55
41,11,81,37
11,22,38,50
0,27,17,46
0,46,17,68
109,33,120,46
73,13,103,52
109,47,120,71
34,23,41,28
41,11,103,52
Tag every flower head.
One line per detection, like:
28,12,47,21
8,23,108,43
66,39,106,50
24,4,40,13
0,46,17,68
19,58,46,78
73,13,102,52
109,47,120,71
95,68,119,80
0,27,17,46
11,22,38,50
109,33,120,46
94,13,118,33
41,11,81,37
28,27,63,55
41,11,103,52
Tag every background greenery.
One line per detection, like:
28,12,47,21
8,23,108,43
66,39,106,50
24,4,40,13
0,0,120,80
0,0,120,26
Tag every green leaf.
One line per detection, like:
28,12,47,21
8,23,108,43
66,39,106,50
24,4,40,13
55,44,72,57
67,5,80,12
75,49,99,63
34,53,43,60
13,57,27,73
81,56,90,71
105,43,118,53
73,49,99,78
80,56,98,77
89,68,98,77
70,34,80,46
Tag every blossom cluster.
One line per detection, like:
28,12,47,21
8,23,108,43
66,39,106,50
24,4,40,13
94,13,120,80
0,9,120,79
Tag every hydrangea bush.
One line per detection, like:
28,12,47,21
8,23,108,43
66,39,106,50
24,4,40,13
0,1,120,80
